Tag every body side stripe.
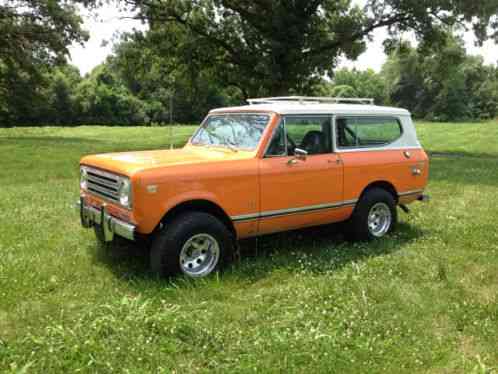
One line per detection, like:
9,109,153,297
231,199,358,222
231,190,423,223
398,189,425,197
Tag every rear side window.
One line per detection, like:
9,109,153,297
336,117,402,148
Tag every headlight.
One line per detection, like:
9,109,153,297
118,177,132,209
80,166,88,190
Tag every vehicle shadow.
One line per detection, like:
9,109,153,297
88,220,425,284
88,237,151,280
231,221,424,281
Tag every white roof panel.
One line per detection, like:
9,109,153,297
210,102,410,116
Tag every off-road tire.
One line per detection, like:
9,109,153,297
346,188,397,241
150,212,233,278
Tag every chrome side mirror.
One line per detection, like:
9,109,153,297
294,148,308,161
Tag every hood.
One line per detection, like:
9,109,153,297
80,145,255,176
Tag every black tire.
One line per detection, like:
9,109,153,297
150,212,233,278
346,188,397,241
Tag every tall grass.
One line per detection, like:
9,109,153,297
0,121,497,373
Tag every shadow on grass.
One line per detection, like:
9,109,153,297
428,155,498,187
89,237,151,280
0,136,185,153
0,136,105,146
88,220,425,286
230,221,424,281
428,151,498,160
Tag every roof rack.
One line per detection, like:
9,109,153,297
247,96,375,105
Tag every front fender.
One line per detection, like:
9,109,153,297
135,184,225,234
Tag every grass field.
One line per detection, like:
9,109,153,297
1,121,498,373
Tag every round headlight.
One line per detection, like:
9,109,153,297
80,167,88,190
118,177,132,208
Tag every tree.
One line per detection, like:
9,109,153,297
463,57,498,120
43,65,82,124
381,41,426,115
382,34,498,121
0,0,88,71
73,64,149,125
108,31,243,123
315,68,387,104
126,0,498,96
0,0,89,126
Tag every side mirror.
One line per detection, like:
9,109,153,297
294,148,308,161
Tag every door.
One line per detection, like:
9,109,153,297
258,115,346,235
335,116,423,203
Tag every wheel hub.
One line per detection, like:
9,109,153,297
367,202,392,237
179,233,220,277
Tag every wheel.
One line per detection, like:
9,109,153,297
346,188,397,241
150,212,233,278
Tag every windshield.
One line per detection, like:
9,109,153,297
191,113,271,151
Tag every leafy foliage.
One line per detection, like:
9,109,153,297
1,1,498,125
108,32,243,123
383,35,498,121
316,69,388,105
127,0,498,96
0,0,89,125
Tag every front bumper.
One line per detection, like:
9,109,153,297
79,197,136,242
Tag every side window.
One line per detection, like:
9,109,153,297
336,117,402,148
285,116,331,155
265,120,286,156
336,118,356,147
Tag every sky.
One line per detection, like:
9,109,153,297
68,4,147,75
69,4,498,76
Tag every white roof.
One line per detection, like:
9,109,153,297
210,102,410,116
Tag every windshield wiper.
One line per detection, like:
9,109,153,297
204,128,238,152
222,137,238,152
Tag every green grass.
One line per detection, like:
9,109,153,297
1,121,498,373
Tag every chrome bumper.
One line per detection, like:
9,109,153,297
79,198,136,242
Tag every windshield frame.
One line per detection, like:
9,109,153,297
189,112,273,152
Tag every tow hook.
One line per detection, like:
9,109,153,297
399,204,410,214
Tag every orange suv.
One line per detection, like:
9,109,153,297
79,96,429,278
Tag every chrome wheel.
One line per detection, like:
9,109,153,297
367,202,392,238
179,233,220,277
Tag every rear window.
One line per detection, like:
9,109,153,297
336,117,402,148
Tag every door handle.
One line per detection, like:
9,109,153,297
287,159,298,165
327,159,342,164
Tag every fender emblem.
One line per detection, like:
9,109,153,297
147,185,158,193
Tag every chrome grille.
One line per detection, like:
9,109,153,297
86,168,120,203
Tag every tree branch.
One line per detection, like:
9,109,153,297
304,13,412,58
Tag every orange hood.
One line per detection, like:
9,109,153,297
80,145,256,176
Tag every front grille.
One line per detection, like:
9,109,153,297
86,168,120,203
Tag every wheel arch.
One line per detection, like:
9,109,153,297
158,199,236,237
359,180,398,204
